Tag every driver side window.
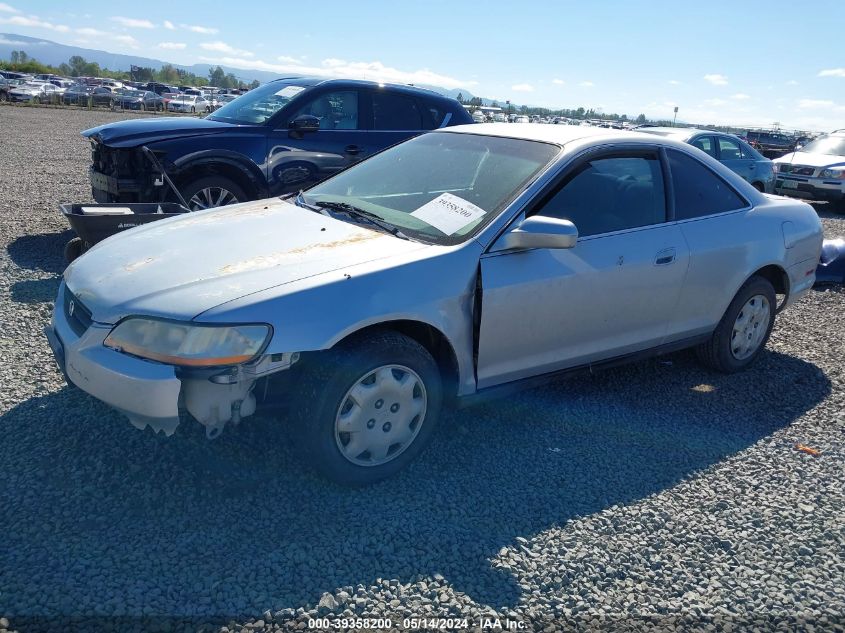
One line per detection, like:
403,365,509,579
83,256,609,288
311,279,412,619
532,153,666,237
292,91,359,130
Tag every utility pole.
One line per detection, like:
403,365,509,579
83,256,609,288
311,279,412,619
673,106,679,127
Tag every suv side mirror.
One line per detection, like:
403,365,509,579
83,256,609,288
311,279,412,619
493,215,578,251
289,114,320,133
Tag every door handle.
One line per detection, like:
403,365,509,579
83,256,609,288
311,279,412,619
654,248,676,266
344,145,361,155
749,163,756,169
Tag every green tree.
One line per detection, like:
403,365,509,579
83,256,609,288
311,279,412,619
636,113,647,124
456,92,464,104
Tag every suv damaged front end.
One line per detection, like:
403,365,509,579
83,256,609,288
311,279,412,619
88,138,161,203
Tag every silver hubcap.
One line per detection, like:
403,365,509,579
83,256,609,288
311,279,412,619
731,294,771,360
334,364,427,467
188,187,239,210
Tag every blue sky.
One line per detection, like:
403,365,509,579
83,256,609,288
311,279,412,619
2,0,844,131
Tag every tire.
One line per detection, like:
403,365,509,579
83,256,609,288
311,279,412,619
190,106,196,113
178,175,247,211
696,275,776,373
293,331,443,485
751,182,764,192
0,91,7,103
109,99,116,109
64,237,84,263
156,103,163,112
32,96,40,105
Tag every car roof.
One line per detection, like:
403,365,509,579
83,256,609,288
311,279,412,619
439,122,653,146
636,126,724,140
266,76,457,103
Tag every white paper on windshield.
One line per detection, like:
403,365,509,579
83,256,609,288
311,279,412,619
410,193,486,235
274,85,305,98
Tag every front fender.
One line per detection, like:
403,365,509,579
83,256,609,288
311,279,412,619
170,149,267,196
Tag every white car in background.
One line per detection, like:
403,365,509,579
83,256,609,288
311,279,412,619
167,94,210,113
8,81,61,103
773,130,845,213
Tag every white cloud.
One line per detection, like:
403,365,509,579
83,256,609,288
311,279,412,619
579,81,594,87
818,68,845,78
668,80,682,85
552,78,565,85
110,16,154,28
704,98,727,107
0,14,69,31
511,83,534,92
74,26,139,48
197,55,476,90
277,55,303,63
158,41,186,50
731,93,751,100
0,2,19,13
182,23,218,34
163,20,175,30
786,80,799,86
200,41,254,57
798,98,835,109
703,74,728,86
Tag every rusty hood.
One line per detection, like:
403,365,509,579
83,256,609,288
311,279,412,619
63,198,430,323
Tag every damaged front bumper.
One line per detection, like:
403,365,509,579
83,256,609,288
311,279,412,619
46,282,295,437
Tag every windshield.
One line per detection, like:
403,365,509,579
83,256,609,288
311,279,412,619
208,81,310,125
799,136,845,156
302,132,560,245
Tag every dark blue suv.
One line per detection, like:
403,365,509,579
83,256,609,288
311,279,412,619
82,77,473,210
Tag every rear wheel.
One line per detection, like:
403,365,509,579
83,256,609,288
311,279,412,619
179,175,247,211
751,182,764,192
32,96,40,104
293,331,443,485
696,275,776,373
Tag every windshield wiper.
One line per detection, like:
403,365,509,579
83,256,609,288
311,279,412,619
313,201,410,240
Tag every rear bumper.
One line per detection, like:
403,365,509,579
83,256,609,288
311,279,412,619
784,258,820,309
47,282,182,434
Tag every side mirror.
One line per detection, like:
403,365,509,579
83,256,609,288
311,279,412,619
289,114,320,133
494,215,578,251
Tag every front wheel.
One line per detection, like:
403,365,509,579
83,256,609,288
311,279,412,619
294,332,443,485
32,96,40,104
178,175,247,211
696,275,776,373
190,106,196,113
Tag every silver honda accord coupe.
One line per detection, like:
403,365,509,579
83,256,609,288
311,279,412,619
46,124,823,484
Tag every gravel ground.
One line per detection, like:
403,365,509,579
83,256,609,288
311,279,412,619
1,104,844,633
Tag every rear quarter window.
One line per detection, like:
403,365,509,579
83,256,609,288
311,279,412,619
667,149,748,220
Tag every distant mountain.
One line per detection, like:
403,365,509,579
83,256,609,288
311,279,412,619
0,33,481,101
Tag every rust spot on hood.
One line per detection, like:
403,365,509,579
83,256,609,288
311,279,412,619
218,231,381,275
173,203,277,228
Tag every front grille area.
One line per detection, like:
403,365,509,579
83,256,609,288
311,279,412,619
790,165,816,176
64,288,93,337
91,143,144,179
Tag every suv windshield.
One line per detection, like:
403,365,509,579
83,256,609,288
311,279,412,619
799,135,845,156
208,81,310,125
302,132,559,245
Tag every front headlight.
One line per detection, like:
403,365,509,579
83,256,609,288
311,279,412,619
820,167,845,180
104,318,271,367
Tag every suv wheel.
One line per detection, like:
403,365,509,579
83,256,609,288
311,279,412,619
294,331,443,485
696,275,776,373
179,175,247,211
